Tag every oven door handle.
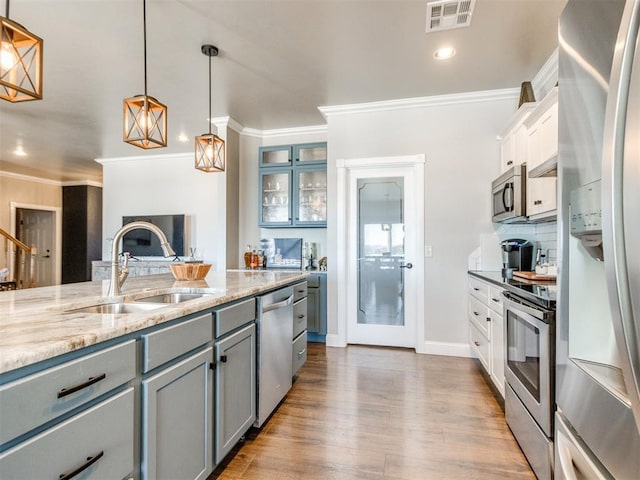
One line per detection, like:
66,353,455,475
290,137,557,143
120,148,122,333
502,291,552,322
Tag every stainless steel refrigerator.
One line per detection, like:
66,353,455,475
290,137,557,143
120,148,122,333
556,0,640,477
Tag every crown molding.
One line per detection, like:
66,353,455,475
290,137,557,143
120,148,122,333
531,48,559,98
318,88,519,118
61,180,103,188
241,124,328,139
95,152,192,164
212,116,245,134
0,170,63,186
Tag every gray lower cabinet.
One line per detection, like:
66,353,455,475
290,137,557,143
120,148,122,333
214,323,256,464
142,346,214,480
306,273,327,338
292,282,308,375
0,388,135,479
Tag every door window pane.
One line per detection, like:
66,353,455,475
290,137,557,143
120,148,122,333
357,178,405,326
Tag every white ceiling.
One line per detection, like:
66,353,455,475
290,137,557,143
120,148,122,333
0,0,567,183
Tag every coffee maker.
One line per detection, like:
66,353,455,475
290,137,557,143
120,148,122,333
501,239,533,278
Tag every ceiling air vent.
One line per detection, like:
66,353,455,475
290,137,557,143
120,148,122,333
426,0,476,32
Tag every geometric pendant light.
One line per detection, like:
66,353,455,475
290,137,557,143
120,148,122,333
195,44,225,172
0,0,43,102
123,0,167,149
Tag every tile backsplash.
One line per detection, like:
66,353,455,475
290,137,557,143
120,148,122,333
495,221,558,263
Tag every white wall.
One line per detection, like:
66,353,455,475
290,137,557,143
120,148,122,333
100,154,227,271
324,91,518,353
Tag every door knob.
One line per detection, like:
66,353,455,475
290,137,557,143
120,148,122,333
399,262,413,269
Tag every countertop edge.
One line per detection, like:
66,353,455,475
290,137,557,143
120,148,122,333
0,271,309,375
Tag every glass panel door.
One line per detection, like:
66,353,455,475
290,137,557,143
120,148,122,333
294,143,326,164
260,170,291,225
296,169,326,225
259,146,291,166
357,178,404,326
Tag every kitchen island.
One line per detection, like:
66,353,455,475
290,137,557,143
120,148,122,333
0,270,308,479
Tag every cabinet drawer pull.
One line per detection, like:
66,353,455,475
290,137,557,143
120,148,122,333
297,314,305,319
507,160,513,166
534,200,542,205
297,348,306,357
473,311,479,316
220,355,228,363
57,374,106,398
473,287,480,291
58,451,104,480
491,298,500,303
474,341,481,347
486,317,491,322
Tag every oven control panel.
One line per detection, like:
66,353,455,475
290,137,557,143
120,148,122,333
570,181,602,236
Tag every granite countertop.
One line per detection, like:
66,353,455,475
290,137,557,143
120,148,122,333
468,270,556,309
0,270,308,375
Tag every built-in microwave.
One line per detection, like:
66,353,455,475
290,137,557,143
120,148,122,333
491,165,527,223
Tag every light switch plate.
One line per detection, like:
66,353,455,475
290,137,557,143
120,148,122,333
425,245,432,257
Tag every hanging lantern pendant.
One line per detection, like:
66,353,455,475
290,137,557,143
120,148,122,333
0,0,44,102
123,0,167,149
195,44,225,172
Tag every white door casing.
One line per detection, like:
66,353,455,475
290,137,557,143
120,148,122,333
334,154,425,351
10,202,62,286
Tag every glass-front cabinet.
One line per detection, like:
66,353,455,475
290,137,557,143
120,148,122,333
260,169,292,226
259,142,327,228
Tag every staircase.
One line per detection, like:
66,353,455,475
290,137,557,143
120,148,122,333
0,228,37,290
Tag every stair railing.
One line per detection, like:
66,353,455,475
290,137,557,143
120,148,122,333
0,227,37,288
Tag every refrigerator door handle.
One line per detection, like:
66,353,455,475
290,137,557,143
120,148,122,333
601,0,640,434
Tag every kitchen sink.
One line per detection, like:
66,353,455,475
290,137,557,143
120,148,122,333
134,293,214,304
68,302,165,314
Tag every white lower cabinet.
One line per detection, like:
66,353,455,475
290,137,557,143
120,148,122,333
0,388,135,479
142,347,214,480
468,275,506,397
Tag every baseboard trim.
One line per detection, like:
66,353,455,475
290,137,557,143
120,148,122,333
418,341,473,358
325,334,346,348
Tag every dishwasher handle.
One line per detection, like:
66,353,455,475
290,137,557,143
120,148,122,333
261,294,294,313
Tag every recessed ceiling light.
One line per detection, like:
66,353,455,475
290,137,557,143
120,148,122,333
177,133,189,143
13,145,27,156
433,46,456,60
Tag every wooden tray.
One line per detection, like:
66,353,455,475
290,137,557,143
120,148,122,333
513,271,556,281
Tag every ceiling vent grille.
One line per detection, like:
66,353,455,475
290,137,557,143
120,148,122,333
426,0,475,32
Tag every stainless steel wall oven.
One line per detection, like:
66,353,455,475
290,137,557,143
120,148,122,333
503,290,555,480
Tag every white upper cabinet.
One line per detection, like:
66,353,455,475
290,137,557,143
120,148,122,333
525,87,559,175
500,102,537,173
525,87,558,220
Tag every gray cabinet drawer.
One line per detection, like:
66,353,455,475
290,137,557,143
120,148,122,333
143,313,212,372
214,298,256,338
0,388,134,479
307,275,320,288
0,340,136,445
292,282,307,302
293,298,307,339
292,331,307,376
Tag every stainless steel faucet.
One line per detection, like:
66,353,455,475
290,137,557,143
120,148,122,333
107,221,176,297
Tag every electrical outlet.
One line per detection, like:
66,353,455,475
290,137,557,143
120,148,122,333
425,245,432,257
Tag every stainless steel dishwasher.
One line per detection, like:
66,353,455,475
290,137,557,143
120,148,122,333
255,286,294,427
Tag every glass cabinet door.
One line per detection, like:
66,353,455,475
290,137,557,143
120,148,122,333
260,169,292,226
294,143,327,165
259,145,292,166
295,168,327,226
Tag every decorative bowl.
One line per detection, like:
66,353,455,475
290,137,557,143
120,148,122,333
169,263,212,281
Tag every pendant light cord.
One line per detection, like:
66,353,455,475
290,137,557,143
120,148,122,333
143,0,148,98
208,53,212,135
6,0,10,19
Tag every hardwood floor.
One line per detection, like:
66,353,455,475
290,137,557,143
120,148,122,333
213,343,534,480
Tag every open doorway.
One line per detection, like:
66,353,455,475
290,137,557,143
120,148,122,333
11,203,61,287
